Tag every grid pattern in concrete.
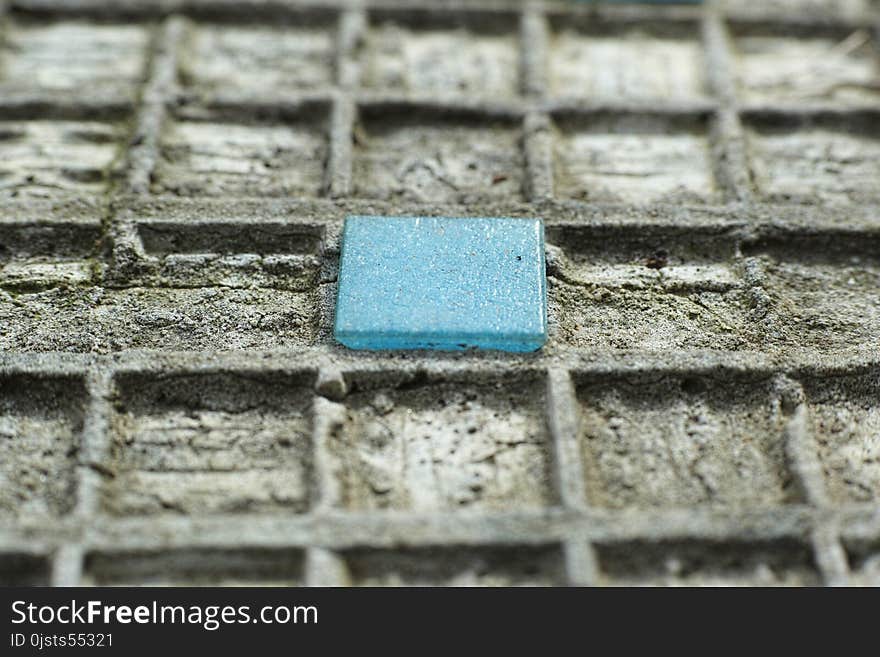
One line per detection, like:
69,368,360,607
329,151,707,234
0,0,879,586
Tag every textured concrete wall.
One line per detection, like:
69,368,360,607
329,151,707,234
0,0,879,586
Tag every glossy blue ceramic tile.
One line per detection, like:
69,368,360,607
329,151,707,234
334,216,547,352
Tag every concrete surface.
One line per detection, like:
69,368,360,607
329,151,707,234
0,0,878,586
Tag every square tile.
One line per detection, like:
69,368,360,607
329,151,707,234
334,216,547,352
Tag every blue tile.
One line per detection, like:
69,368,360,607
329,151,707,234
334,216,547,352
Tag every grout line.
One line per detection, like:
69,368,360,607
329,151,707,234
772,374,849,586
124,15,185,196
709,107,754,203
775,375,831,508
0,0,26,124
337,6,367,90
547,371,600,584
3,504,878,557
521,3,549,99
25,194,880,227
546,369,588,512
73,504,840,553
51,544,85,587
325,6,364,198
311,390,348,512
305,547,348,586
0,1,9,76
563,534,599,587
785,404,831,507
57,367,115,587
523,110,554,202
521,5,555,202
2,348,880,384
703,2,738,105
702,9,754,203
315,277,340,346
811,522,851,586
325,93,356,198
75,369,116,520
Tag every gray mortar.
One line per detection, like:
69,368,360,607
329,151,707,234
0,0,879,587
323,373,553,512
0,374,85,519
102,370,315,516
577,371,798,510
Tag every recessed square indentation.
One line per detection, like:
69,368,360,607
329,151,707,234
84,548,305,586
334,216,546,352
341,545,564,586
0,286,319,352
0,553,52,585
549,20,705,101
547,225,750,351
802,369,880,504
181,22,336,93
0,222,100,291
595,539,820,586
0,374,85,519
725,0,870,17
733,26,880,104
101,371,314,516
576,372,795,509
362,12,520,98
326,373,554,511
156,109,328,197
352,109,524,203
134,221,324,291
554,114,718,203
845,539,880,586
0,121,123,199
745,114,880,204
1,21,149,98
743,233,880,350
